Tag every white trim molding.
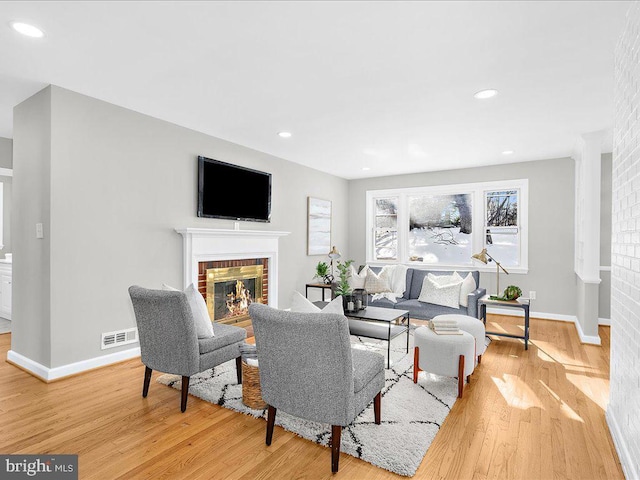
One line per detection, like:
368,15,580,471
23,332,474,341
0,168,12,177
486,307,602,344
598,317,611,326
574,318,602,345
606,409,639,480
175,228,290,310
7,347,141,382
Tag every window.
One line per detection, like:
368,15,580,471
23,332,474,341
373,197,398,261
484,190,520,267
366,180,528,272
408,193,473,264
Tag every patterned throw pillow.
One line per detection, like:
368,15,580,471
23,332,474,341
428,272,477,307
417,276,462,309
365,268,392,293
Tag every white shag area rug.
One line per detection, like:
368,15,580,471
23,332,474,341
158,332,481,477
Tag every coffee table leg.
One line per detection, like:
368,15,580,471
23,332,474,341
387,323,391,367
405,313,410,354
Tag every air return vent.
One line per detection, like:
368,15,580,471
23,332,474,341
101,328,138,350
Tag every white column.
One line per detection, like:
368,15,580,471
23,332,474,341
573,131,603,343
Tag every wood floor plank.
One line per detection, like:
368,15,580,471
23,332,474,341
0,316,625,479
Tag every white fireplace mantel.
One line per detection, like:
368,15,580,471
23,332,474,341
175,228,290,308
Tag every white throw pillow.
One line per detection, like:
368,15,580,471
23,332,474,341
418,276,462,309
459,273,477,307
290,291,344,315
427,272,477,306
348,265,368,290
163,283,215,338
365,268,392,293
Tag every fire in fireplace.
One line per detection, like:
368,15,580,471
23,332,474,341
206,265,264,325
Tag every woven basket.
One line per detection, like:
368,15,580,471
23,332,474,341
242,361,266,410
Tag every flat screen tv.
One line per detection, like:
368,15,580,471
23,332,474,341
197,156,272,222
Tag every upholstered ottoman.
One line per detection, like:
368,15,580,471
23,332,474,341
413,326,475,398
433,314,487,365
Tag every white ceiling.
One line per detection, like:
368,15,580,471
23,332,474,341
0,1,631,179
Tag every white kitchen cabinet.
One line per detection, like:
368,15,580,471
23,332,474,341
0,261,12,320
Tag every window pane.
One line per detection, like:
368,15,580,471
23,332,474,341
374,197,398,260
486,229,519,267
486,190,518,226
408,194,472,264
375,230,397,260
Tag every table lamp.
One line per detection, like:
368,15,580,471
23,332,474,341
471,248,509,297
328,246,341,279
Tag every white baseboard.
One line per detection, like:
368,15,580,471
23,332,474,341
486,306,576,323
486,307,602,345
606,408,639,480
7,347,141,382
599,317,611,326
574,318,602,345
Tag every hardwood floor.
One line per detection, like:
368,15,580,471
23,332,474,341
0,315,623,479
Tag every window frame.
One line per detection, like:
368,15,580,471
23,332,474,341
365,179,529,273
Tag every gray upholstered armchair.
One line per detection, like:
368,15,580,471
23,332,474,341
248,303,385,473
129,286,247,412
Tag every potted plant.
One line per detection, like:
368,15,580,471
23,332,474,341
335,260,355,312
314,261,332,284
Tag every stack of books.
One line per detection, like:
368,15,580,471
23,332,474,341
429,318,462,335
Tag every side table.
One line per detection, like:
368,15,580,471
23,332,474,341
478,295,530,350
305,283,333,301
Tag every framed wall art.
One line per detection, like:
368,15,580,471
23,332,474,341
307,197,332,255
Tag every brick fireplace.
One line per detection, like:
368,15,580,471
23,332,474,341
176,227,289,330
198,258,268,328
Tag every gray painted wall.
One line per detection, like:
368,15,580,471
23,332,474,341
12,87,52,366
13,86,349,368
599,153,612,320
348,157,576,316
0,137,12,254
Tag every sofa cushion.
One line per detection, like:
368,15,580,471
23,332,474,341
394,299,468,320
368,295,398,309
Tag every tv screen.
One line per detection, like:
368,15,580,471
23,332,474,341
197,156,272,222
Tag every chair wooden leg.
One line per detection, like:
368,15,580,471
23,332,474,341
478,354,482,365
331,425,342,473
142,366,152,398
413,346,420,383
181,376,190,412
457,355,464,398
374,391,381,425
235,356,243,384
266,405,277,446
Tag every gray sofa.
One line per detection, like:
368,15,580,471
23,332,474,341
365,267,485,320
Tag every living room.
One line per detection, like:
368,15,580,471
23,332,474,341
0,1,637,479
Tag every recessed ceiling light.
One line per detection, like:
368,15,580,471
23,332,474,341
474,89,498,99
277,131,291,138
362,167,371,171
11,21,44,38
502,150,514,155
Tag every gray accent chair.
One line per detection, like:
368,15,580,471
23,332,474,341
249,303,385,473
129,286,247,412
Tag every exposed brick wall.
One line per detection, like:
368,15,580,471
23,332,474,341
610,3,640,477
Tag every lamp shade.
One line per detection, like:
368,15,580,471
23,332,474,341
471,248,488,264
328,246,341,260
